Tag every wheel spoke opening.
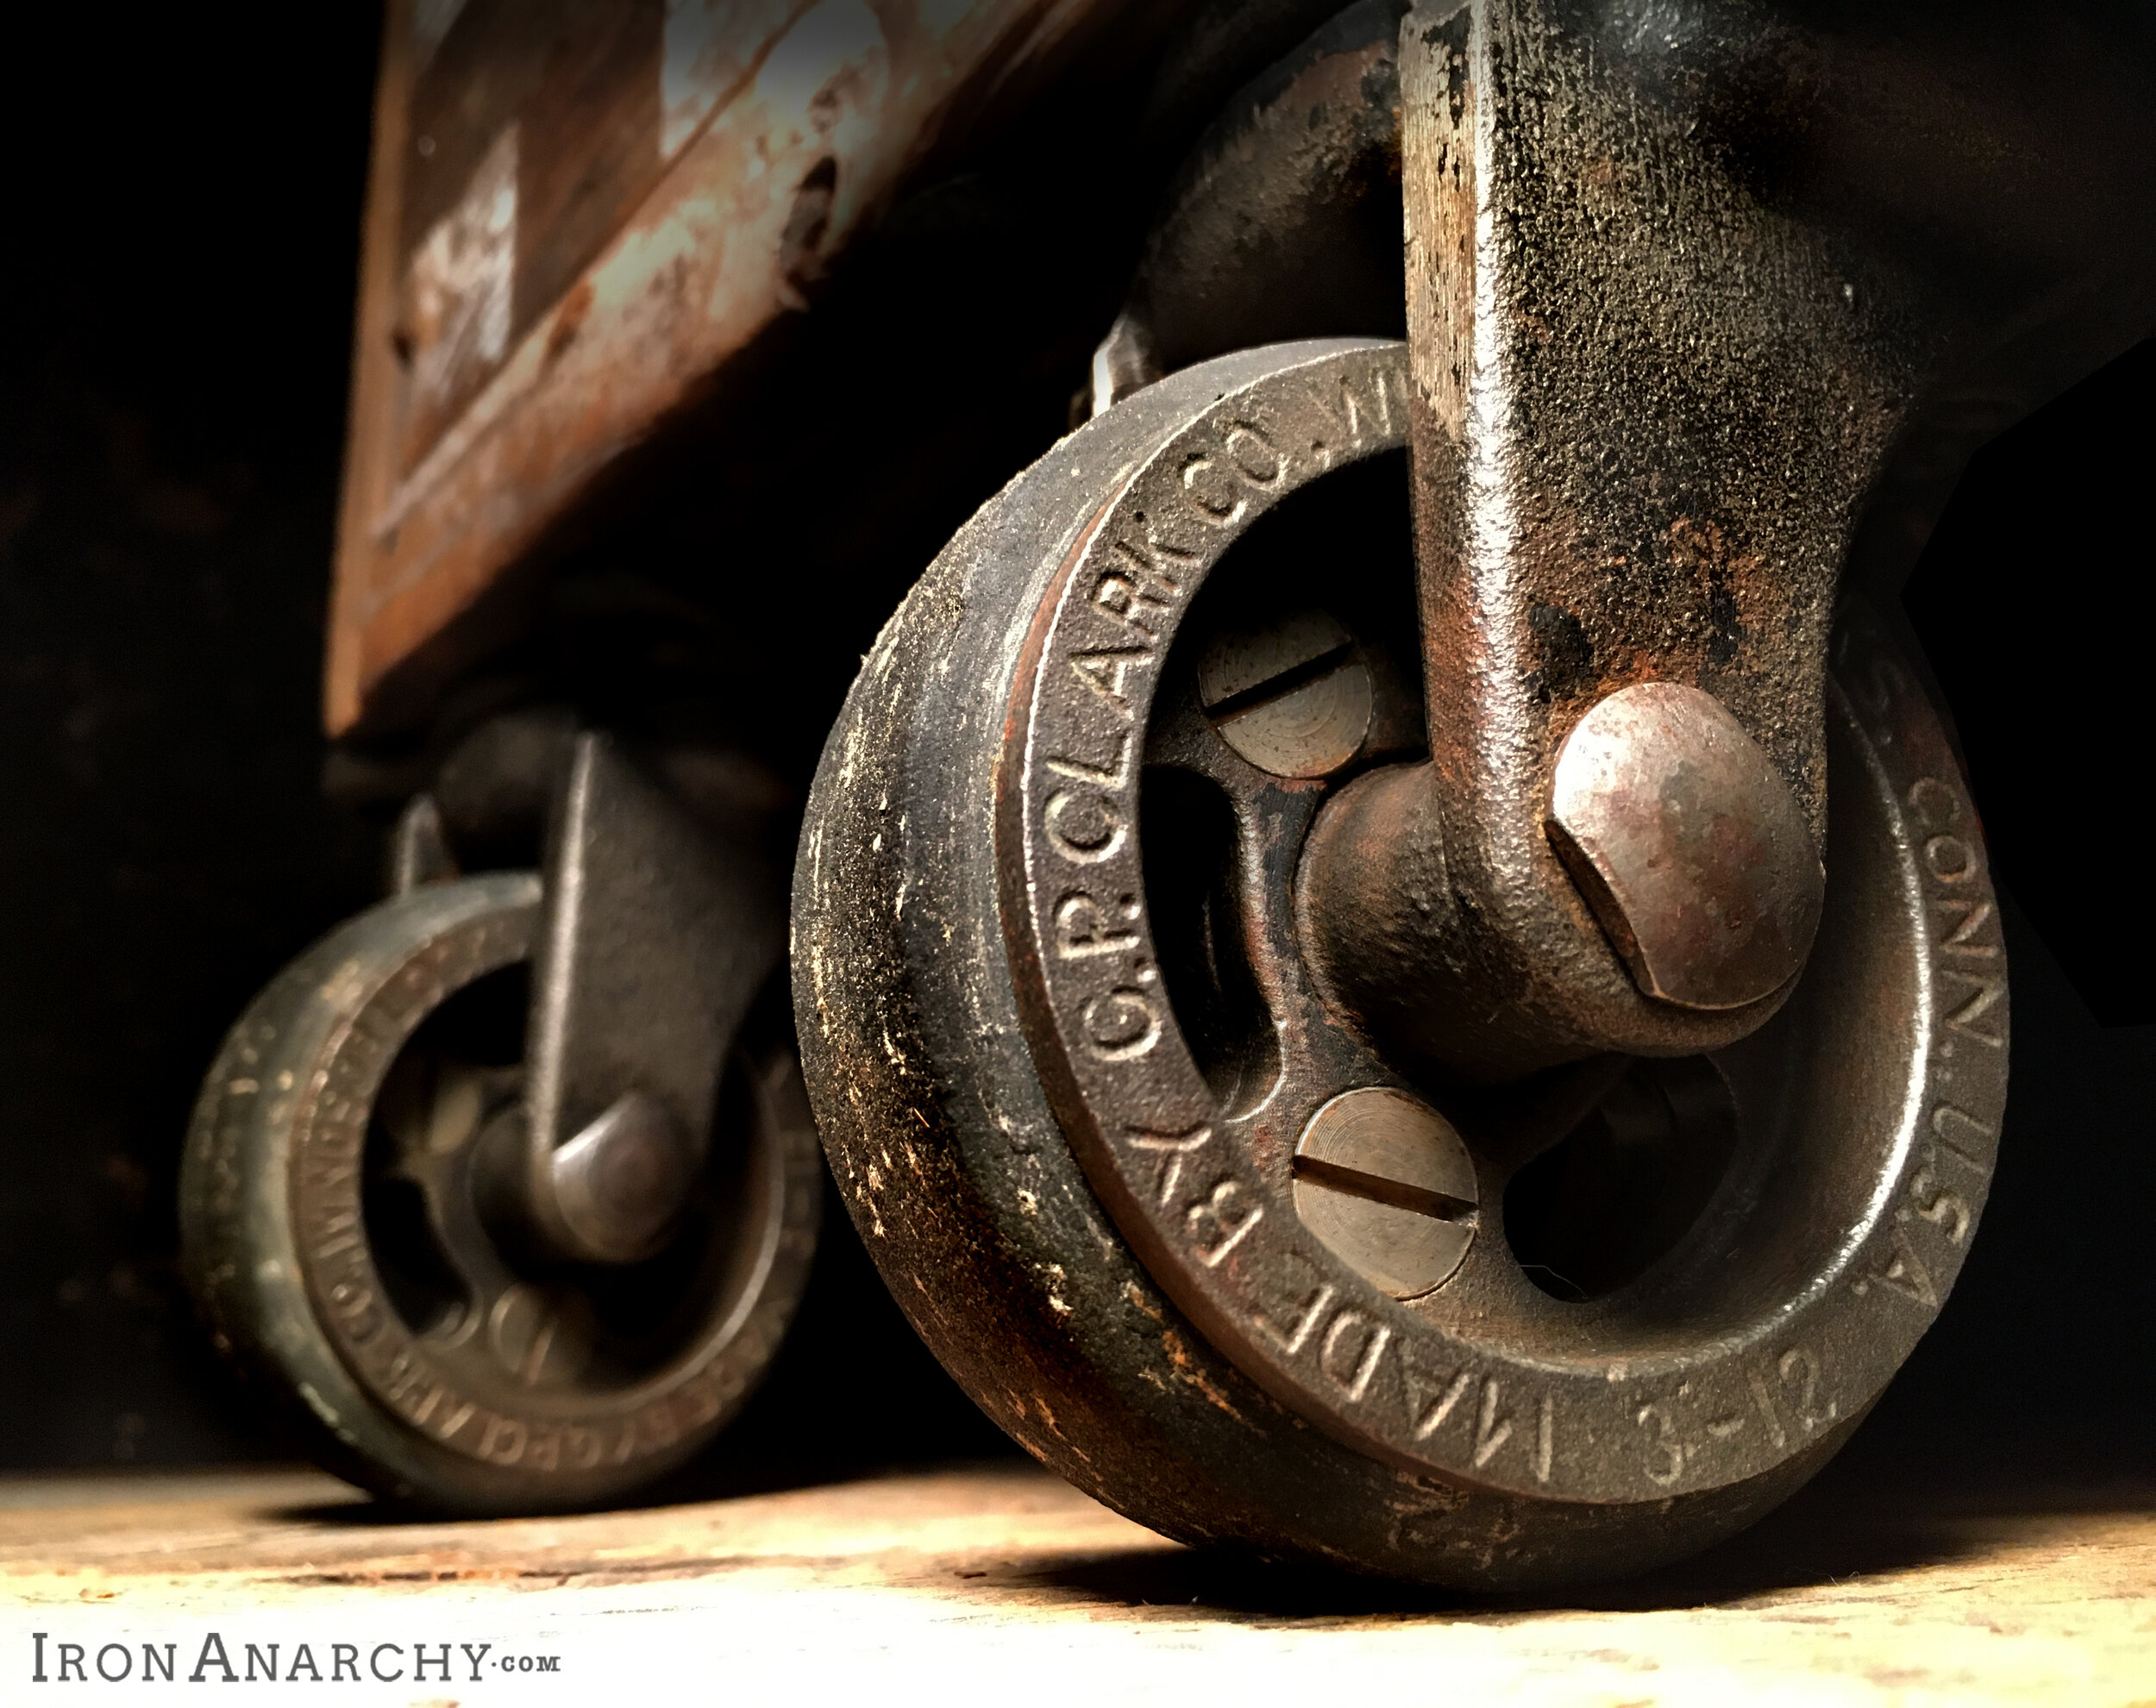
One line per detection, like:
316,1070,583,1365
1501,1056,1740,1302
364,962,529,1339
1140,768,1281,1118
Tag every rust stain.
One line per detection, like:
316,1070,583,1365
544,279,596,364
1158,1327,1244,1421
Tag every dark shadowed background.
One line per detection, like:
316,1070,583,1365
0,1,2146,1508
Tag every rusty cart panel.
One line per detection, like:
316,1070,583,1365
329,0,1140,737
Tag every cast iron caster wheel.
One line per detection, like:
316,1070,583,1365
794,340,2007,1588
182,874,821,1515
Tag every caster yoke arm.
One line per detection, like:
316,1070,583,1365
520,734,787,1266
1298,0,2156,1080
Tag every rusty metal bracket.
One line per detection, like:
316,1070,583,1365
1298,0,2156,1082
520,733,786,1265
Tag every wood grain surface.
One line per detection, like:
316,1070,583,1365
1,1461,2150,1702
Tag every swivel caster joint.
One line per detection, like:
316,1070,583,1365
182,723,820,1516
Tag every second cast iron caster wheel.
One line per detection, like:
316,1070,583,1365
183,873,821,1514
795,340,2008,1588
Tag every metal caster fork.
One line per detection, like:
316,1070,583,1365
182,732,820,1514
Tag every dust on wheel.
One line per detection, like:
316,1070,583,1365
182,873,821,1514
793,341,2006,1587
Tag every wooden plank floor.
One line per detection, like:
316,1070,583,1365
1,1459,2150,1703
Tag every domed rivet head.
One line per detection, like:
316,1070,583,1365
1547,683,1826,1011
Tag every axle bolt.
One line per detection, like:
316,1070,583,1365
1199,609,1371,778
1546,682,1825,1012
1292,1088,1478,1298
548,1091,699,1265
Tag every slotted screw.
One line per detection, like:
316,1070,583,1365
1198,609,1372,778
1291,1087,1478,1298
